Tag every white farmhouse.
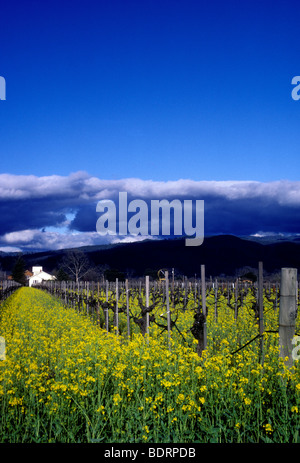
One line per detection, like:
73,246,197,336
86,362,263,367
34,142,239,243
28,266,56,287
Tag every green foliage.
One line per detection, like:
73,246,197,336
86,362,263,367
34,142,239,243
11,256,26,286
56,268,70,281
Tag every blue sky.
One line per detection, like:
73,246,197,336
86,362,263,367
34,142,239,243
0,0,299,251
1,0,300,181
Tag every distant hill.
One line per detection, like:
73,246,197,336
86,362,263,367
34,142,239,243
1,235,300,279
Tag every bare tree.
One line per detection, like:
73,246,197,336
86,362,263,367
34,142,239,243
62,250,91,284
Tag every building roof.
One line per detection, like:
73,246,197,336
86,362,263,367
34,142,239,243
29,270,55,279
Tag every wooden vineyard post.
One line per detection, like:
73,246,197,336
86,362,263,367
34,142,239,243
115,278,119,335
96,281,100,326
191,264,207,356
126,279,130,338
105,280,109,334
234,279,238,320
77,281,80,312
64,281,67,306
165,271,171,350
172,268,175,309
86,281,89,315
227,281,230,305
258,261,264,363
214,278,218,320
184,276,187,310
279,268,298,367
145,275,150,338
201,264,207,351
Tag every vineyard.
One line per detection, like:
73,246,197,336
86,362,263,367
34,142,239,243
0,265,300,443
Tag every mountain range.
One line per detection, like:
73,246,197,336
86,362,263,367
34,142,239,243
0,235,299,280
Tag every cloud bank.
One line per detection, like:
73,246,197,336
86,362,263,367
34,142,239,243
0,171,299,251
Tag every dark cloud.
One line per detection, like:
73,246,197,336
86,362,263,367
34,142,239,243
69,204,98,232
203,196,300,235
0,172,299,250
0,198,68,235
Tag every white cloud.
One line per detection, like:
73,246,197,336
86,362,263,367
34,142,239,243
0,172,299,204
1,229,100,250
3,229,38,244
0,228,152,251
0,246,22,253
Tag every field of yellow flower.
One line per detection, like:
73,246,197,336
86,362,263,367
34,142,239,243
1,286,300,443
